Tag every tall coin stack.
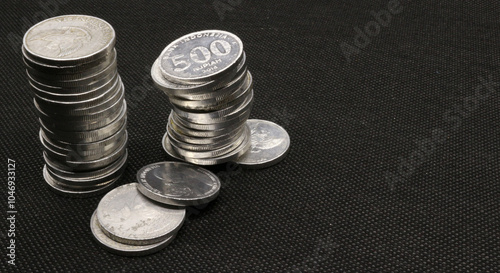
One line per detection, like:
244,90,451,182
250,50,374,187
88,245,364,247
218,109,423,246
152,30,253,165
22,15,128,197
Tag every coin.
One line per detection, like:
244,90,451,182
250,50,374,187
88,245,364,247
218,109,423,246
90,210,176,256
165,124,252,165
43,165,118,198
152,53,247,99
23,15,115,65
159,30,244,84
96,183,186,246
136,162,221,207
236,119,290,168
23,15,128,196
154,30,254,166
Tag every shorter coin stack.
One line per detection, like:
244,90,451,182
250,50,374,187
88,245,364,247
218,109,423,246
91,162,221,256
22,15,128,196
152,30,253,165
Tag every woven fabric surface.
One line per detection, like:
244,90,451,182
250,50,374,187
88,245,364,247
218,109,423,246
1,0,499,272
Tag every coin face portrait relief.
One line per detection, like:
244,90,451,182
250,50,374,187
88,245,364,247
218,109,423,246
29,26,92,58
236,119,290,168
151,167,193,197
104,192,158,224
24,15,115,62
137,162,221,206
249,122,285,153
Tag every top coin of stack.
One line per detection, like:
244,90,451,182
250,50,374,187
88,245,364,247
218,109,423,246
23,15,128,197
152,30,254,165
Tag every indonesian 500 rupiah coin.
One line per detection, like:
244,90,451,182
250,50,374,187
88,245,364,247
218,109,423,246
90,210,176,256
159,30,243,84
236,119,290,169
23,15,115,65
136,162,221,207
96,183,186,246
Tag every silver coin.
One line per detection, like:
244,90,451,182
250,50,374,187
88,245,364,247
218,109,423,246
24,49,116,81
22,46,115,75
96,183,186,246
168,115,245,138
45,147,127,178
167,124,244,151
152,53,247,98
28,68,118,94
90,210,176,256
23,15,115,65
26,55,118,88
34,79,123,116
41,128,128,162
39,102,126,142
40,125,127,156
167,70,249,111
173,90,253,125
46,150,128,188
44,139,127,172
43,165,118,197
34,74,121,111
38,103,123,132
170,128,247,159
171,110,248,134
30,72,119,102
167,117,239,144
162,132,184,161
236,119,290,168
159,30,243,84
165,124,252,165
136,162,221,206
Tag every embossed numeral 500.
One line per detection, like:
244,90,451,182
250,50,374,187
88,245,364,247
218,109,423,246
169,40,232,72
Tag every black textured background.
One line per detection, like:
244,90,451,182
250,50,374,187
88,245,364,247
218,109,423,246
1,0,500,272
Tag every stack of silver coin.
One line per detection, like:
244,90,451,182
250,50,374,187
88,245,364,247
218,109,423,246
91,162,221,256
152,30,253,165
22,15,128,197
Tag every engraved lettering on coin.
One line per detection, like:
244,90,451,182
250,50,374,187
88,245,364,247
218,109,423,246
159,30,243,83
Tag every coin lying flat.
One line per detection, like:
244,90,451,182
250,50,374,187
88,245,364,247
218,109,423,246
90,210,176,256
136,162,221,207
96,183,186,246
236,119,290,169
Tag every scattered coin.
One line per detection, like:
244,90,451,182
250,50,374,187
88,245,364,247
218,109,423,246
137,162,221,206
90,210,176,256
96,183,186,246
236,119,290,169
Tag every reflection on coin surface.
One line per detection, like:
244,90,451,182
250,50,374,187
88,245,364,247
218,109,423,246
90,210,175,256
159,30,243,84
23,15,115,63
236,119,290,169
96,183,186,245
137,162,220,206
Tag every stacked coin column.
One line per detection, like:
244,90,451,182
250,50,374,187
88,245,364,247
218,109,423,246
152,30,254,165
22,15,128,196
